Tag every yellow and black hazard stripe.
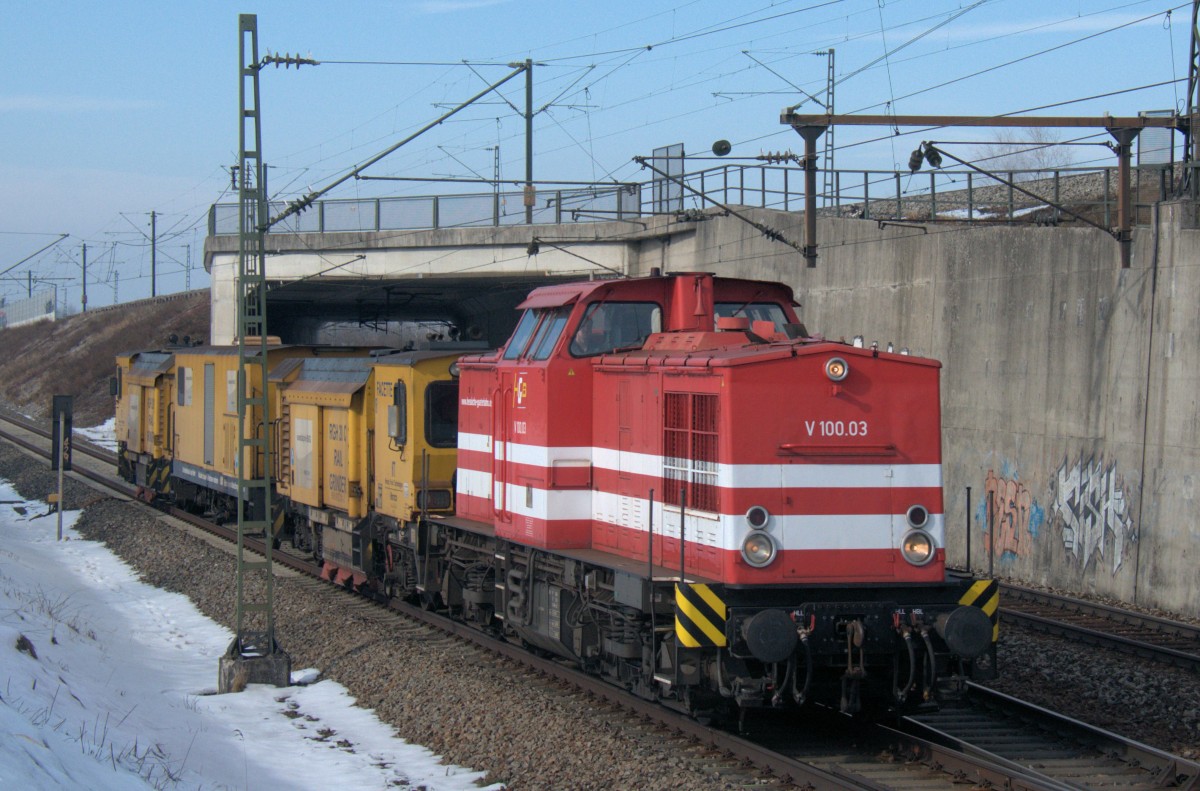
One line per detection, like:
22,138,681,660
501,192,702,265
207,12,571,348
151,457,172,495
272,496,286,540
959,578,1000,642
675,582,727,648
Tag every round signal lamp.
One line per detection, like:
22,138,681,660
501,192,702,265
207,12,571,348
906,504,929,529
825,357,849,382
745,505,770,530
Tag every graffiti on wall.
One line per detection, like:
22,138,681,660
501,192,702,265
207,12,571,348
981,466,1045,562
1048,454,1136,575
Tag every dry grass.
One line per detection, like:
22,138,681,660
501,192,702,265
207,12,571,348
0,293,209,426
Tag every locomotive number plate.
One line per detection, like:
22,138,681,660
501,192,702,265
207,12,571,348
805,419,869,438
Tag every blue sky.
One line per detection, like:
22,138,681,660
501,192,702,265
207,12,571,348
1,0,1190,308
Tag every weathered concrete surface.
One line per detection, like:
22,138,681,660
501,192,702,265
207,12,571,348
205,204,1199,615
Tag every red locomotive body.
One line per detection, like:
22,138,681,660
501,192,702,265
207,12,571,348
453,272,995,715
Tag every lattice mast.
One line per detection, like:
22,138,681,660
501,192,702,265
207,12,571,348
819,49,835,205
232,12,280,663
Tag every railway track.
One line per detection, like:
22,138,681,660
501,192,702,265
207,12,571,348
3,409,1199,789
999,584,1200,673
904,684,1200,790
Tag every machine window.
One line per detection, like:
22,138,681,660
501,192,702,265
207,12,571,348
569,302,661,357
503,310,538,360
530,308,570,360
715,302,789,332
177,367,192,406
425,380,459,448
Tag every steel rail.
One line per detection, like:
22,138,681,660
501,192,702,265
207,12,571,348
999,582,1200,673
904,682,1200,789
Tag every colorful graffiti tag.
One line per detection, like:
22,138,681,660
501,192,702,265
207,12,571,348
981,468,1044,562
1049,454,1135,574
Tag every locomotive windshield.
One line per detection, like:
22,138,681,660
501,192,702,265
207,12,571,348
502,307,570,361
715,301,789,332
569,302,661,357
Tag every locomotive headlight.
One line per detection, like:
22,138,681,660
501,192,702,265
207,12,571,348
901,529,935,566
741,530,777,567
449,361,461,378
824,357,849,382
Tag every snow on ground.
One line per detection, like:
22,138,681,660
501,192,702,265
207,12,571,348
0,477,500,790
76,417,119,452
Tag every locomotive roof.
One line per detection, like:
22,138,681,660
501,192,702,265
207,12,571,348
516,273,798,309
595,337,941,369
123,350,174,385
371,348,467,366
269,355,372,384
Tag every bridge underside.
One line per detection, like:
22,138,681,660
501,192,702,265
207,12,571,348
204,223,655,346
263,273,582,347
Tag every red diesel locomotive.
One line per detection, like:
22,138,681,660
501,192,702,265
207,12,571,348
116,270,998,719
432,271,997,717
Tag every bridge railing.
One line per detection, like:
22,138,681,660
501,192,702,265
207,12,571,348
208,162,1179,236
208,184,644,236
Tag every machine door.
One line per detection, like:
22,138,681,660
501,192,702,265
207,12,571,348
492,370,514,521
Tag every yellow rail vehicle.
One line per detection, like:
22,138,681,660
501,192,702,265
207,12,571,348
113,342,375,516
371,351,461,602
114,350,175,498
275,351,461,592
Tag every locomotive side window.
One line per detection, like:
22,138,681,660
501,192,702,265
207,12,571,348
715,302,789,333
425,380,459,448
570,302,661,357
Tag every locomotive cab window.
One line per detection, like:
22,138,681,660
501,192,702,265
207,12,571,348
502,310,538,360
715,302,790,334
425,380,459,448
530,309,569,360
570,302,661,357
503,307,570,361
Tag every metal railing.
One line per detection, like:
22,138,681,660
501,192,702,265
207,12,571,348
208,184,642,236
208,162,1181,236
